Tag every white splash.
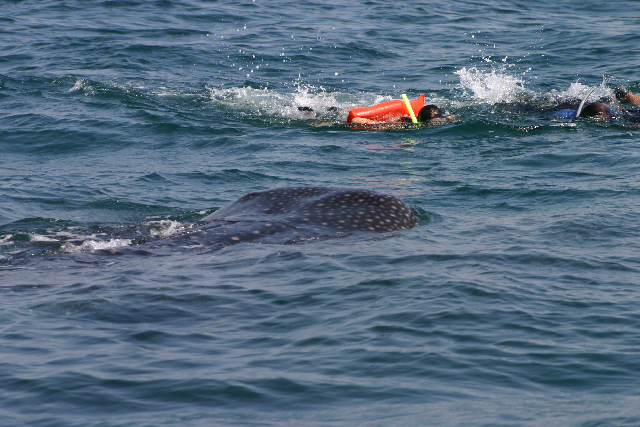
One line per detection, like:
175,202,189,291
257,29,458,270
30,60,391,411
455,66,529,105
140,220,187,239
68,79,86,92
61,238,133,253
56,220,187,254
547,81,613,104
208,84,385,121
29,234,59,242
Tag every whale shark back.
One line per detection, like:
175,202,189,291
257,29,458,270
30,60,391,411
201,187,418,234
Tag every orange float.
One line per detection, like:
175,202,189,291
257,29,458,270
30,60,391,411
347,94,425,124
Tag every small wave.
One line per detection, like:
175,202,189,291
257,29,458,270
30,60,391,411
0,234,14,246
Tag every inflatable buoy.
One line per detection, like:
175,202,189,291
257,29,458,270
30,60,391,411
347,95,425,123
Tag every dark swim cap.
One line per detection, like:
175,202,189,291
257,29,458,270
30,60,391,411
418,105,444,121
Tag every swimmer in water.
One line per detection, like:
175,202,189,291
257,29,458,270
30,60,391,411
549,83,640,121
551,102,620,120
349,104,452,125
305,94,454,128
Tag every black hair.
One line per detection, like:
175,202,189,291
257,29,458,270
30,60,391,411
417,104,444,122
579,102,610,118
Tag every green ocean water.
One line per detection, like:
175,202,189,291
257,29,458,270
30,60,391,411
1,1,640,426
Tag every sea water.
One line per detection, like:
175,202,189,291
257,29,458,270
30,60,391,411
1,1,640,426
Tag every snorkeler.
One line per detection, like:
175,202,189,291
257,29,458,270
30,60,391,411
346,94,454,126
350,104,450,125
550,102,621,120
306,94,454,128
548,84,640,122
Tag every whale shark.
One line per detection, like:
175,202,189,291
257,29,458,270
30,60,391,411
140,186,418,252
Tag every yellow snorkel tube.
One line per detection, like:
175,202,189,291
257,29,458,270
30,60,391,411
401,93,419,124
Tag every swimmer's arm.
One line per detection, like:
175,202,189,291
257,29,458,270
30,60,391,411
621,92,640,106
351,117,384,124
352,115,457,125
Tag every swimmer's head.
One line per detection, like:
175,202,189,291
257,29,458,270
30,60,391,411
616,86,629,102
579,102,612,119
418,105,444,122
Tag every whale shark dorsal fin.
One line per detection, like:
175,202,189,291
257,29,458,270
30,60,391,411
575,87,598,118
